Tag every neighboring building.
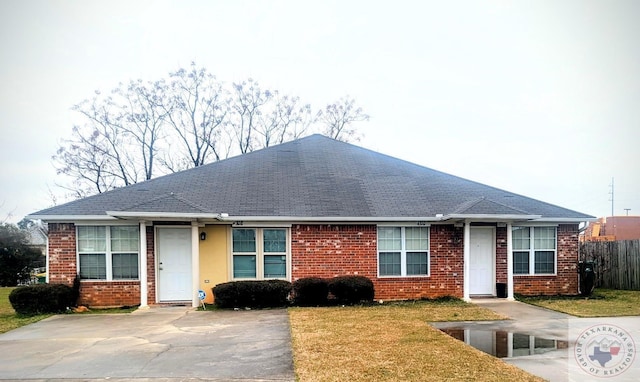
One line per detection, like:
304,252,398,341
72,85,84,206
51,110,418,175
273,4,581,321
29,135,594,307
24,222,48,256
581,216,640,242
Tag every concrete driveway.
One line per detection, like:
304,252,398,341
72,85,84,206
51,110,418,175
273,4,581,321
0,307,294,381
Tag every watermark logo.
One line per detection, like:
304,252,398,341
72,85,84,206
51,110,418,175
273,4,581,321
574,324,636,378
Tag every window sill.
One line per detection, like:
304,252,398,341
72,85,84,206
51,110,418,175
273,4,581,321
513,274,557,277
377,275,430,279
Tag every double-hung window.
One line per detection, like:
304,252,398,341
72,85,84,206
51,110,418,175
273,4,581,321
232,228,288,279
378,226,430,277
77,226,140,280
512,226,556,275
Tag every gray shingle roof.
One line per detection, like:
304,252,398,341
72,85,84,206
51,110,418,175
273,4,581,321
31,134,594,220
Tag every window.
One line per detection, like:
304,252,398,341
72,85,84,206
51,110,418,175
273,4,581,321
232,228,288,279
77,226,139,280
512,226,556,275
378,226,429,277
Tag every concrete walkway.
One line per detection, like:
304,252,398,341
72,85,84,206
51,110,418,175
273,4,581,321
433,299,640,382
0,307,294,381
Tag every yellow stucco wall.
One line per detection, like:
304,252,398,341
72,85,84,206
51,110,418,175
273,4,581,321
198,225,229,303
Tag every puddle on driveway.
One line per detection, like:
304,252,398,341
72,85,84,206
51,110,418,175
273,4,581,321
440,328,568,358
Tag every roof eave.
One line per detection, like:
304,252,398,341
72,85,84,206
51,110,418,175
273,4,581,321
106,211,229,221
219,216,447,222
27,214,119,222
530,217,598,223
443,214,542,221
27,212,596,225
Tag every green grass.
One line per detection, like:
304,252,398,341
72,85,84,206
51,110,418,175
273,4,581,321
1,287,141,334
519,289,640,317
289,299,543,382
0,287,51,334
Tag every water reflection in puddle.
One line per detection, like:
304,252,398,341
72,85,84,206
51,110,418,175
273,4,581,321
440,328,568,358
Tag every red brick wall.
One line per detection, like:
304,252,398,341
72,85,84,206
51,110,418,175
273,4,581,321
48,221,579,305
79,281,141,307
47,222,155,307
290,224,464,300
291,224,377,279
514,224,579,296
496,227,508,284
145,225,156,304
47,223,77,285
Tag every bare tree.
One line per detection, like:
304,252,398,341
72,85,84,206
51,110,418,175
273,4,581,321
117,79,169,180
257,92,313,147
53,64,369,198
317,96,369,141
160,63,231,171
54,81,167,195
229,78,273,154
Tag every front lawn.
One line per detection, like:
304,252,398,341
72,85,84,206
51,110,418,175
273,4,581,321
0,287,51,334
289,299,543,382
519,289,640,317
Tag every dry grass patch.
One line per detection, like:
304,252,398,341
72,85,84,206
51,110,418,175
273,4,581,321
289,300,542,382
520,289,640,317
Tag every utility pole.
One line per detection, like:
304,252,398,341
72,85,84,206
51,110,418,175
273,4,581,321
608,177,614,216
624,208,631,216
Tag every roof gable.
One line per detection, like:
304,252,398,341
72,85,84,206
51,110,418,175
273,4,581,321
31,134,594,221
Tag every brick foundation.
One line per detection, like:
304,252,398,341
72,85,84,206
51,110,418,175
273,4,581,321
79,281,141,307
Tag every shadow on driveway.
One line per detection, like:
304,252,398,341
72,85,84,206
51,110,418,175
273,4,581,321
0,307,294,381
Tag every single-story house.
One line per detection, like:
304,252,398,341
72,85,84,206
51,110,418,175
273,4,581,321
30,135,594,307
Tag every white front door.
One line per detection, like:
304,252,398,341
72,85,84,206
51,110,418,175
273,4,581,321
469,227,495,295
157,227,192,301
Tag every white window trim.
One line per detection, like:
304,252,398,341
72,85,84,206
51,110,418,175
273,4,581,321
76,225,141,281
377,226,430,278
512,226,557,276
230,227,291,281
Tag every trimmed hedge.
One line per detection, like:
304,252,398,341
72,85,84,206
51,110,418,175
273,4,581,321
9,284,75,316
213,280,292,309
328,275,375,305
292,277,329,306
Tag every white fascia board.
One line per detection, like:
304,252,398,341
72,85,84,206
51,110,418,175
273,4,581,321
105,211,227,220
220,216,446,223
529,217,598,223
443,214,542,221
27,214,119,222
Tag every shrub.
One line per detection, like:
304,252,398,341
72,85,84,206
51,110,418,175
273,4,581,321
9,283,74,316
213,280,292,309
293,277,329,306
328,275,375,305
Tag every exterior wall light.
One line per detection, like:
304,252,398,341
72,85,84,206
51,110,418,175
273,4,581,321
200,232,206,241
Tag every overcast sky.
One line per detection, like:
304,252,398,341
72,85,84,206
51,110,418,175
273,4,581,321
1,0,638,223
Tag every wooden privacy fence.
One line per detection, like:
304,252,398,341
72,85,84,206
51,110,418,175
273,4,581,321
580,240,640,290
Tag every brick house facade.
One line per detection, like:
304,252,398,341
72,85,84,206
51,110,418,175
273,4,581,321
32,135,593,307
47,221,581,306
